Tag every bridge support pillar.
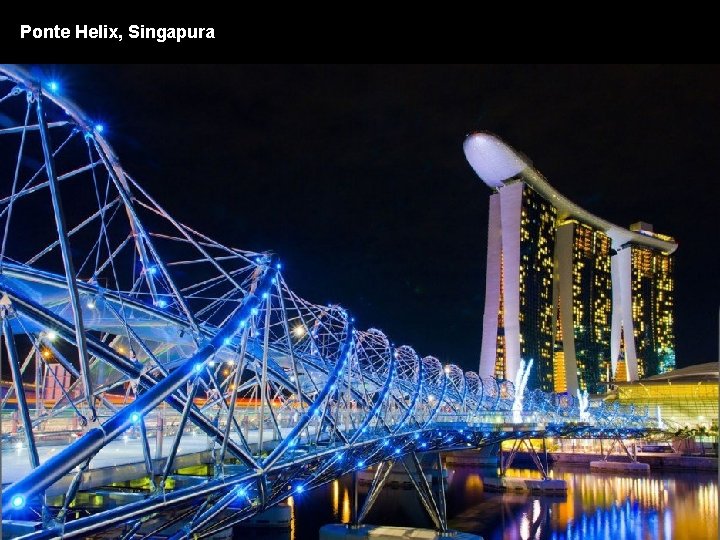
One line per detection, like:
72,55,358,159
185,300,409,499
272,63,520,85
401,452,446,532
590,436,650,473
356,460,394,524
488,435,567,494
435,452,447,532
601,436,638,462
354,453,448,533
500,436,548,479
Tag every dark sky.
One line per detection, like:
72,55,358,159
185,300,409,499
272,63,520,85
36,65,719,371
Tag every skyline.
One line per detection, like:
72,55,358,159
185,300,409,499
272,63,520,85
24,64,718,371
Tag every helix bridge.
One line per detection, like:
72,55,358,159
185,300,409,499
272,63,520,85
0,65,658,539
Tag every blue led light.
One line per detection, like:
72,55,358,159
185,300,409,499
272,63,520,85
11,495,25,508
193,363,203,373
336,452,344,461
262,292,268,299
251,308,259,316
147,266,157,275
48,81,59,92
414,433,419,440
394,448,401,455
95,124,105,133
237,487,247,497
421,442,427,448
223,337,232,346
357,460,365,468
156,299,167,308
239,320,246,328
130,412,141,423
276,263,282,270
383,440,389,447
295,485,304,494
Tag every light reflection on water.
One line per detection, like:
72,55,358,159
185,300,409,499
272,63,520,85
234,465,717,540
447,466,718,540
330,479,352,525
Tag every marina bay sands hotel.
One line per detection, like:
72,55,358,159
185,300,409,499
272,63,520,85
464,133,677,394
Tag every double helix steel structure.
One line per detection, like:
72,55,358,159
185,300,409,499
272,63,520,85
0,65,656,539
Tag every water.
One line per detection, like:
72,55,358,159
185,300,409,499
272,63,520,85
233,465,718,540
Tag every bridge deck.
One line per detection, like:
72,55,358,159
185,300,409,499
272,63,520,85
2,426,299,495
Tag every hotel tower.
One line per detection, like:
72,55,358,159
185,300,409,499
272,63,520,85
464,133,677,394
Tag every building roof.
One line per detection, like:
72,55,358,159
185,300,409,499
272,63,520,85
463,132,678,254
640,362,719,383
609,362,718,386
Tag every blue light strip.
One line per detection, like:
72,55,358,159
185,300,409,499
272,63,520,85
348,345,397,443
392,355,424,434
422,371,447,429
262,315,354,472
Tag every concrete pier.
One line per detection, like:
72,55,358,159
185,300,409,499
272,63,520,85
553,451,717,471
482,476,567,494
589,461,650,474
320,524,482,540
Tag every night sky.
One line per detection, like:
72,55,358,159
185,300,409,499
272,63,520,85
30,65,719,371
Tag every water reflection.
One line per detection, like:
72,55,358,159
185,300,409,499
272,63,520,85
330,479,352,525
234,466,717,540
341,485,351,524
331,480,339,521
286,496,295,540
447,466,718,540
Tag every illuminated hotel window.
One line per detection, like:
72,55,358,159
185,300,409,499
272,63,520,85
554,221,612,393
515,185,556,390
630,246,675,377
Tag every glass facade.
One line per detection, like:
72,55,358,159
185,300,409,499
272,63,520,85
518,184,556,391
611,380,717,430
553,350,567,393
494,252,506,379
615,359,628,382
570,222,612,393
631,247,675,377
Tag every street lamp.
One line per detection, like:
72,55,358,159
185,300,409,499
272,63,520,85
293,325,306,339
